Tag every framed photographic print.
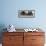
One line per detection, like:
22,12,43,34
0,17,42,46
18,10,35,18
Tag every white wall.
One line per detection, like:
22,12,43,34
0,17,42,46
0,0,46,30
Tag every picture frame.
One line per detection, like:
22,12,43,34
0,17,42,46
18,10,35,18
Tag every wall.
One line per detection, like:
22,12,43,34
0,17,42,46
0,0,46,30
0,0,46,43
